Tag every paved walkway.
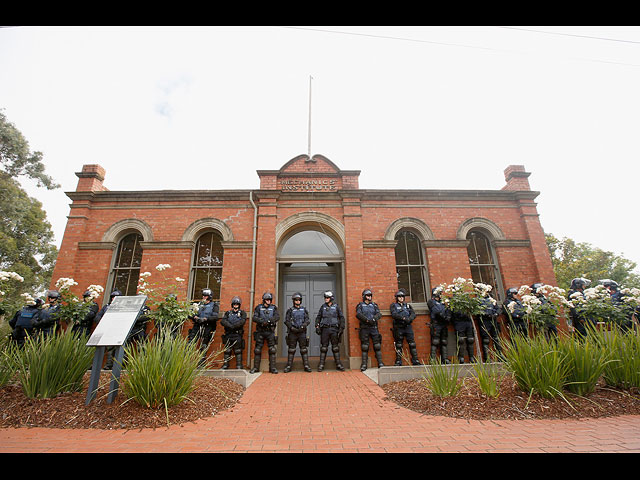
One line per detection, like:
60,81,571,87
2,370,640,453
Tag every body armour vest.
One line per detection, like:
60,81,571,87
359,302,378,322
16,307,38,328
226,311,244,330
198,302,218,321
319,304,339,327
291,307,306,328
392,302,411,319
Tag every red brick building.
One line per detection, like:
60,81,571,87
51,154,558,369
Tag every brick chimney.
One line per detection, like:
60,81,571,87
75,164,108,192
502,165,531,191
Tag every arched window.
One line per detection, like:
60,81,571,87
394,230,428,303
110,232,143,296
189,231,224,301
467,229,501,298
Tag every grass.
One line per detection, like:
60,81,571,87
422,359,462,397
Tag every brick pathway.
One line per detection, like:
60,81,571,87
2,370,640,453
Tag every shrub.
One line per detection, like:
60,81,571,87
472,360,502,397
592,327,640,390
122,330,205,409
422,359,462,397
9,327,94,398
556,332,611,396
501,332,570,399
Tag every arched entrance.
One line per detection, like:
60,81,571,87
276,225,345,362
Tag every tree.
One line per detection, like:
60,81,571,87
546,233,640,290
0,109,59,316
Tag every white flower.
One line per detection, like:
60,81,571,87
175,277,185,282
140,272,152,278
55,277,78,291
0,271,24,282
155,264,171,271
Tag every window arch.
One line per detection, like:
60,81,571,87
466,229,503,299
394,229,428,303
189,231,224,301
109,232,143,296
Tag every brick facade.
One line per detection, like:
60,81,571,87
51,154,559,369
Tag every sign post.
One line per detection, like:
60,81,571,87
84,296,147,405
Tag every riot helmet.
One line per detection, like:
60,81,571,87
362,288,373,300
46,290,60,301
570,278,590,291
83,290,92,298
202,288,213,300
291,292,302,303
599,279,619,292
262,292,273,302
530,283,544,295
506,287,519,299
231,296,242,307
431,287,442,299
394,289,406,299
323,291,334,302
110,289,122,300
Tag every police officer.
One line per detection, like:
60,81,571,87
390,289,419,366
94,289,121,369
451,308,477,364
601,279,635,333
9,297,43,348
33,290,62,337
478,292,502,361
187,288,219,366
568,277,593,338
315,291,345,372
283,292,312,373
250,292,280,374
356,288,385,371
505,287,528,337
71,290,100,339
531,283,558,340
220,296,247,370
427,287,451,364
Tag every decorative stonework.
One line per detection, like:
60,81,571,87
275,211,345,247
384,217,435,241
181,218,234,243
101,218,154,243
456,217,506,241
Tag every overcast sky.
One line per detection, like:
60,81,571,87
1,26,639,274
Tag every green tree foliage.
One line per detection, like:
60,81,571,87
0,110,59,315
546,233,640,290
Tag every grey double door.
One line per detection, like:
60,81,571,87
280,273,336,357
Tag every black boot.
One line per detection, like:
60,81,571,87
269,352,278,374
318,351,327,372
374,348,385,368
360,351,368,371
302,352,312,372
440,344,451,364
333,349,345,371
222,351,231,370
395,346,403,366
235,352,243,369
409,346,420,365
284,352,295,373
250,353,261,373
467,341,476,363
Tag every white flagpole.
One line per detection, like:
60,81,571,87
308,75,313,157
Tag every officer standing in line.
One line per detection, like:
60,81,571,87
505,287,528,337
568,277,593,338
478,291,502,361
33,290,62,338
390,289,419,366
283,292,312,373
427,287,451,364
356,288,385,371
452,308,477,364
93,289,121,369
315,291,345,372
71,290,100,339
9,297,43,348
250,292,280,374
187,288,219,366
220,296,247,370
601,279,635,333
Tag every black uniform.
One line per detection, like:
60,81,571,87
568,290,594,338
452,310,477,363
220,306,246,369
284,302,311,372
427,295,451,364
250,301,280,374
187,299,219,365
478,295,502,361
71,299,99,339
505,291,528,338
33,302,61,337
356,298,385,370
390,299,419,366
315,296,345,371
9,304,41,347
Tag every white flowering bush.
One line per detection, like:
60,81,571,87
569,284,620,325
138,264,192,332
439,278,491,317
54,278,104,327
517,284,570,333
0,271,25,316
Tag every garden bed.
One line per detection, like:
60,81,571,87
0,372,244,430
382,375,640,420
